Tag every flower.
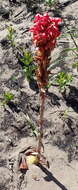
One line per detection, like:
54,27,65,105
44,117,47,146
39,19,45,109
30,13,62,50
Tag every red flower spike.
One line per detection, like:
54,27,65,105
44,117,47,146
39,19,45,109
30,13,62,50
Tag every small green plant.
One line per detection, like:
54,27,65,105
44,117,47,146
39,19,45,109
59,109,68,121
3,92,14,104
20,51,32,66
45,0,56,6
26,115,38,137
20,50,36,81
56,72,72,91
73,61,78,71
7,26,15,47
23,64,36,81
11,75,17,81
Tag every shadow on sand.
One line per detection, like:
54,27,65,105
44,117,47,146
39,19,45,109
38,163,69,190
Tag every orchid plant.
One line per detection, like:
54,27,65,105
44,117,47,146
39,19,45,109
19,13,62,170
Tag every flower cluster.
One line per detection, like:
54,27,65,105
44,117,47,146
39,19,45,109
30,13,62,50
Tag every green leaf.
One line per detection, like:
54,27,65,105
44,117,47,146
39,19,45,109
45,0,55,6
3,92,14,104
63,47,78,52
73,62,78,68
56,72,73,91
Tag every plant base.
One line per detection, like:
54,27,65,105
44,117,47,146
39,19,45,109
19,146,49,170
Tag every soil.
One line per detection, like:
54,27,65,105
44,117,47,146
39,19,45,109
0,0,78,190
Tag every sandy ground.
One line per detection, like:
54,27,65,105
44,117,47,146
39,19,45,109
0,0,78,190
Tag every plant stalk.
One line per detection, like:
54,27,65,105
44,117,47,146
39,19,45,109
37,89,46,157
35,49,49,159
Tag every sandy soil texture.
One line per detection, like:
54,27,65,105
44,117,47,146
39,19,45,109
0,0,78,190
